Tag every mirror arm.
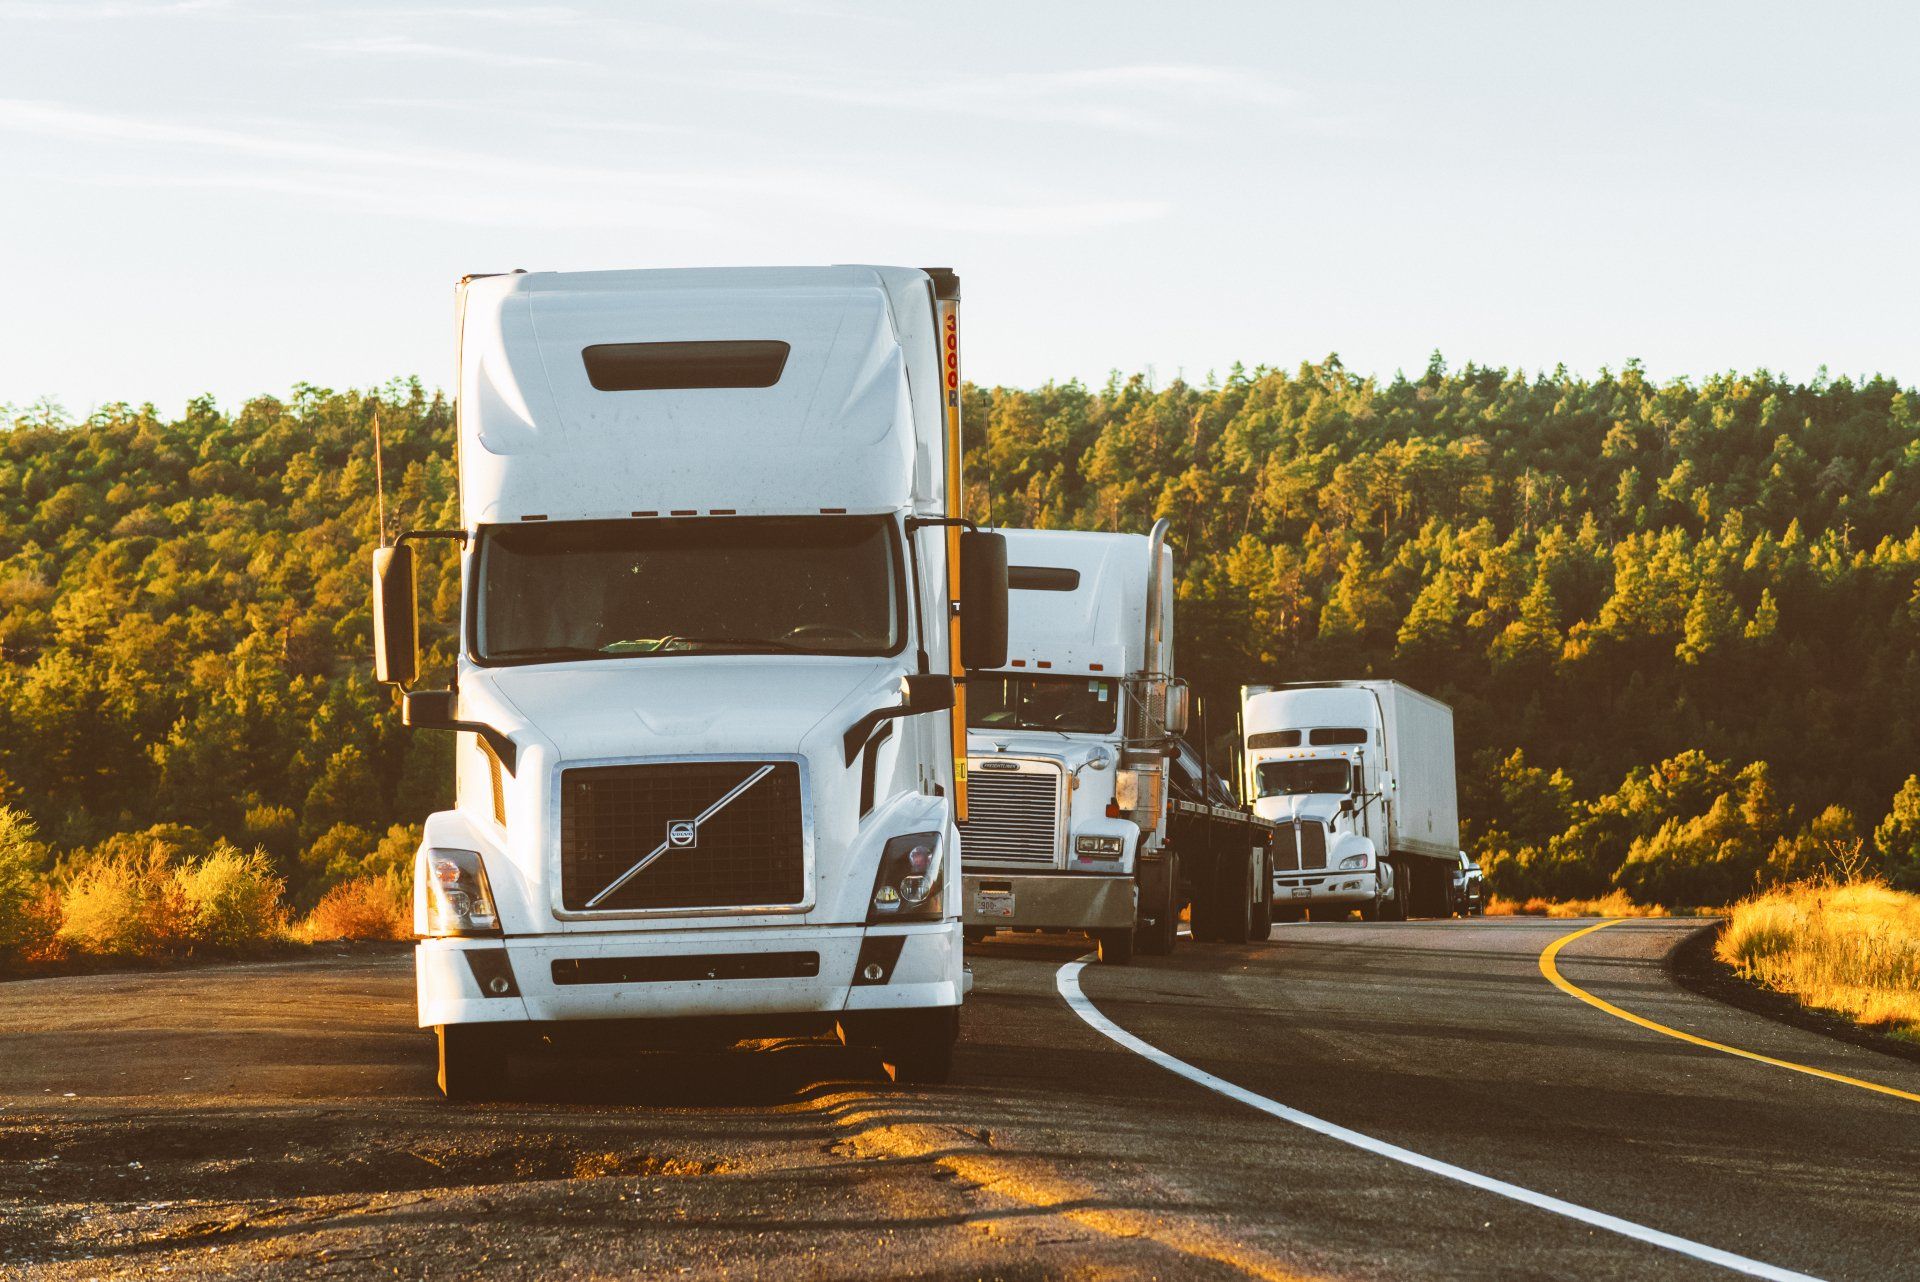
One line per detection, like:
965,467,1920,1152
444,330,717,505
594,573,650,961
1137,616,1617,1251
395,528,469,549
844,704,914,767
402,691,517,774
904,516,981,534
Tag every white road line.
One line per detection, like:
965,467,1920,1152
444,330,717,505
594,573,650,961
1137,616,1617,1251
1054,960,1824,1282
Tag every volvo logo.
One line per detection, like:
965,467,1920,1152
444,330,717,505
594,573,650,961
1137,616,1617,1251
666,820,698,849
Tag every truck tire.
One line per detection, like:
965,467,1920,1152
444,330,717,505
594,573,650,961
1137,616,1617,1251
436,1024,510,1102
1380,859,1409,922
875,1007,959,1085
1095,927,1136,965
1215,850,1255,944
1137,853,1180,956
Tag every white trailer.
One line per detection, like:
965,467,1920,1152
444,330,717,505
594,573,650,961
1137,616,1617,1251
959,522,1276,962
371,266,1010,1097
1241,680,1459,920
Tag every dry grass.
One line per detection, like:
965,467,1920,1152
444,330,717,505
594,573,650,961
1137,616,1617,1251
1717,880,1920,1042
1485,889,1680,918
300,870,412,942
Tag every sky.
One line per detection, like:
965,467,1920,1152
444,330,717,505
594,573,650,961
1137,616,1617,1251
3,0,1917,417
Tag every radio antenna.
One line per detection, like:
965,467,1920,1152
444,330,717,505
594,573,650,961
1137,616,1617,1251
372,405,389,546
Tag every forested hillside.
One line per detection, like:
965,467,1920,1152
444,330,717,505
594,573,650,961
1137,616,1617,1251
4,358,1920,916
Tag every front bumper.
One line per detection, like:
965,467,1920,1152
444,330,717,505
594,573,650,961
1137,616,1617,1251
961,871,1136,930
418,920,961,1029
1272,868,1378,907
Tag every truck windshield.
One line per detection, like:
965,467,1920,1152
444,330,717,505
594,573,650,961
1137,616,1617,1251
1255,758,1353,797
475,516,903,662
968,675,1117,734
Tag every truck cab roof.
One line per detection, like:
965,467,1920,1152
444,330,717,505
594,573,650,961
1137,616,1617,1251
987,527,1168,676
457,266,948,526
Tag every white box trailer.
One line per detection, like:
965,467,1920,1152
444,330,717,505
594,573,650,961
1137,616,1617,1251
370,266,1011,1097
1241,680,1459,919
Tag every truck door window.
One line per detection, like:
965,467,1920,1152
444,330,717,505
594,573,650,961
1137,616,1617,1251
1254,759,1353,797
475,515,903,662
967,675,1117,734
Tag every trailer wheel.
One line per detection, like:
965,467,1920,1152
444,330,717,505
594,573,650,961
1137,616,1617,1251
436,1024,510,1102
1380,859,1409,922
1094,927,1136,964
1137,853,1180,956
876,1007,959,1085
1214,851,1255,944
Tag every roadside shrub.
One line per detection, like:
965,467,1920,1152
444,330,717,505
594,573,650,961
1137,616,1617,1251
176,843,288,948
1485,891,1675,918
1717,880,1920,1041
302,869,411,942
0,806,55,966
58,846,190,956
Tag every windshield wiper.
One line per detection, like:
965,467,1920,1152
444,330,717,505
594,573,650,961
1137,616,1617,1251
602,635,813,654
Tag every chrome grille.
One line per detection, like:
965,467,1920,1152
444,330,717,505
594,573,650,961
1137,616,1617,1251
560,761,805,912
1271,821,1328,872
959,764,1062,865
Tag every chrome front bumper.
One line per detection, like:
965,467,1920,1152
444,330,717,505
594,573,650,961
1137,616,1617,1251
961,871,1136,930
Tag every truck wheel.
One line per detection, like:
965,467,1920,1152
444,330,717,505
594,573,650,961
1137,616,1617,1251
436,1024,510,1102
1381,859,1409,922
877,1007,959,1085
1095,927,1135,965
1215,852,1255,944
1137,854,1180,956
1359,889,1382,922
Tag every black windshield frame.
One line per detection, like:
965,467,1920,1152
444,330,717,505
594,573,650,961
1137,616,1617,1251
466,515,908,667
1254,758,1354,798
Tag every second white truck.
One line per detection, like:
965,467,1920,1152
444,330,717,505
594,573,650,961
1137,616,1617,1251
959,522,1276,961
1241,680,1459,920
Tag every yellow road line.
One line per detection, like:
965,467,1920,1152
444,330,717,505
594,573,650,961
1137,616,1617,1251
1540,919,1920,1105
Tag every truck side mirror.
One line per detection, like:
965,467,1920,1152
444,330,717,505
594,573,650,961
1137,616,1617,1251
901,672,956,713
1164,684,1190,736
959,530,1008,671
372,544,418,687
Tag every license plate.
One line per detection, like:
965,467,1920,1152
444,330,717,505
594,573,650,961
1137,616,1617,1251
1290,887,1311,898
975,890,1016,918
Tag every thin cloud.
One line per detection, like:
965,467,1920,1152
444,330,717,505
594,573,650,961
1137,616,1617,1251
0,0,229,17
0,99,1166,235
309,34,587,68
698,63,1292,135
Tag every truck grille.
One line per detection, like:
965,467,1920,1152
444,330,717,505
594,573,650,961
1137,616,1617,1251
1271,821,1328,872
959,764,1061,865
559,761,805,912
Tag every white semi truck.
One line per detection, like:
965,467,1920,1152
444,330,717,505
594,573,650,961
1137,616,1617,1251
371,265,1010,1098
960,523,1277,962
1241,681,1458,921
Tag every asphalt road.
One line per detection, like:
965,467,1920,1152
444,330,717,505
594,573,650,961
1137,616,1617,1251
3,918,1917,1281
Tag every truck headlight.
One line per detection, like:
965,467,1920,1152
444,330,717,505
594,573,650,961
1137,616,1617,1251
868,831,944,922
422,848,500,936
1339,853,1371,870
1074,834,1126,859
